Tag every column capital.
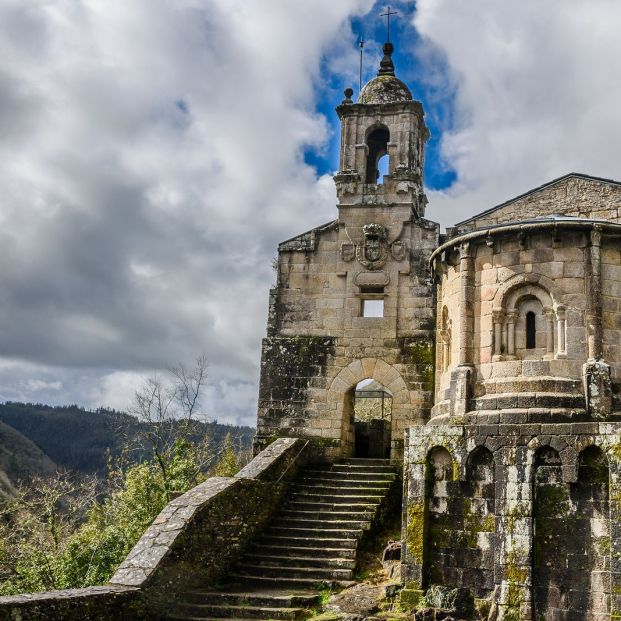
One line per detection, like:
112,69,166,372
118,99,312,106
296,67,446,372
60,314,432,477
543,306,555,318
591,224,603,247
459,241,472,260
492,308,505,323
505,310,518,323
556,304,566,319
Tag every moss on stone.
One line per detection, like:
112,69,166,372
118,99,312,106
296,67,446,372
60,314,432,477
398,338,435,388
398,588,425,611
406,501,425,566
505,550,528,620
535,484,569,516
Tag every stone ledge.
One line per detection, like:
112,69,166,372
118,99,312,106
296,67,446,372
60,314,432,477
0,586,139,621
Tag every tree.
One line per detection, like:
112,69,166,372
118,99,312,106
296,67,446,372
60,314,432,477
0,471,98,594
126,355,212,502
210,433,240,477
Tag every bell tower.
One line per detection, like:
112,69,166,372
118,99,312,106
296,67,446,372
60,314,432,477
335,42,429,216
256,37,438,463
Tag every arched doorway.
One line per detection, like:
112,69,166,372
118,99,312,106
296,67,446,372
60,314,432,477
327,358,412,461
352,379,392,458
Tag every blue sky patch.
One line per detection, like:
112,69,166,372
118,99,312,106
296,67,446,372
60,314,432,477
304,1,458,191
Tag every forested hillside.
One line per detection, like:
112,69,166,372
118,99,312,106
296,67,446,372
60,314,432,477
0,420,57,496
0,402,255,477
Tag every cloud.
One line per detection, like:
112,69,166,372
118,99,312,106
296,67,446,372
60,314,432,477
413,0,621,227
0,0,374,425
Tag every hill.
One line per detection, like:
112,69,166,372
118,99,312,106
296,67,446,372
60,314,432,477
0,402,255,477
0,419,56,496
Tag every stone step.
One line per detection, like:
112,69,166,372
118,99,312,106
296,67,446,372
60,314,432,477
303,471,396,482
179,591,319,608
176,603,308,619
339,458,391,466
265,525,363,539
475,391,585,410
330,464,395,474
292,492,384,504
249,544,357,559
236,564,353,581
295,481,390,496
243,553,356,570
271,518,371,530
298,477,393,488
286,500,379,512
257,534,357,549
227,574,356,590
174,604,309,620
279,509,375,521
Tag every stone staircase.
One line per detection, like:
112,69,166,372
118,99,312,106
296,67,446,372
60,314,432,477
168,458,397,621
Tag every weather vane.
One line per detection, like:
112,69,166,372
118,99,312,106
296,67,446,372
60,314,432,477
380,6,398,42
359,37,365,95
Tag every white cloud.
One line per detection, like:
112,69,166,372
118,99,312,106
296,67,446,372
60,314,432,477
414,0,621,227
6,0,618,427
0,0,374,426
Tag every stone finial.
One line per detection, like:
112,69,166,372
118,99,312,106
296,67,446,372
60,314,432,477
342,88,354,104
378,42,395,76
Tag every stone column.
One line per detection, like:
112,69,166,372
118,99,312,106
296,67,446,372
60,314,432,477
458,242,474,366
492,309,504,361
354,143,368,177
543,307,555,357
441,330,450,372
556,305,567,358
506,311,517,358
450,242,474,419
583,225,611,418
587,225,604,361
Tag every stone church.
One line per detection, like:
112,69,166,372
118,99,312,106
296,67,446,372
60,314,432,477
256,41,621,621
6,35,621,621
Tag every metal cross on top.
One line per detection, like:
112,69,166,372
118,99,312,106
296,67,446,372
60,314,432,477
380,6,398,42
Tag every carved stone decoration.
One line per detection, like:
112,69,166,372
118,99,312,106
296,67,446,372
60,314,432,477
356,223,388,270
341,242,355,262
391,240,408,261
354,271,390,287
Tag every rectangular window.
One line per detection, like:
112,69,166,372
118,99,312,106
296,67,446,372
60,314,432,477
362,299,384,317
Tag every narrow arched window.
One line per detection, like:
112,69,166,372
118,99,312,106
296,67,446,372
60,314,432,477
526,311,536,349
365,127,390,184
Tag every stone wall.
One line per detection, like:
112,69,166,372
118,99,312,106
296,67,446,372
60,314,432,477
450,174,621,235
0,438,307,620
0,587,139,621
431,219,621,420
256,211,438,461
402,422,620,620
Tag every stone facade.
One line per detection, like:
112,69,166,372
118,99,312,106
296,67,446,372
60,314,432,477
257,43,621,621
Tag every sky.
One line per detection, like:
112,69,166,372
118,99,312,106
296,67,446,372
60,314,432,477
1,0,621,426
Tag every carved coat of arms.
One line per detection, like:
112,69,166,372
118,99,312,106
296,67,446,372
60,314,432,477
356,223,388,270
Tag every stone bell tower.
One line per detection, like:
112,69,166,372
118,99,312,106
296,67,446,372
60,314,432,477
256,41,439,462
335,41,427,214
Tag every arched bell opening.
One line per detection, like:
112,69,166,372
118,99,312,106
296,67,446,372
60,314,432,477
365,126,390,184
351,379,392,458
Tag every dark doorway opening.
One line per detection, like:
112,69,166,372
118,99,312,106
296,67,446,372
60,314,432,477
353,379,392,458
